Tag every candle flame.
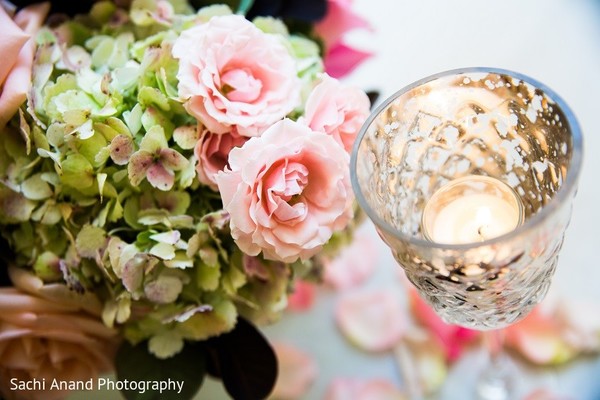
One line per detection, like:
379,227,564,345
475,207,492,241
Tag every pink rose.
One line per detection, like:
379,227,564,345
216,119,353,263
303,74,370,153
194,128,248,190
172,15,301,137
0,268,119,400
0,3,49,129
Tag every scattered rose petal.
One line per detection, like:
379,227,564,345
523,388,573,400
505,296,600,366
408,288,479,362
271,342,317,400
323,227,378,290
325,378,406,400
505,306,573,365
335,290,405,352
554,299,600,352
395,328,448,396
287,281,316,312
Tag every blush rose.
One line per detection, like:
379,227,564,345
216,118,353,263
0,3,50,129
194,128,247,190
302,74,370,153
173,14,301,137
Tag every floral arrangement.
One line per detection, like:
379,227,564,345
0,0,373,399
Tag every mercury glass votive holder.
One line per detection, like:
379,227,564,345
351,68,583,330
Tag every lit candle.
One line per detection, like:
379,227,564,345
422,176,524,244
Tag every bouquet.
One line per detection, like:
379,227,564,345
0,0,372,399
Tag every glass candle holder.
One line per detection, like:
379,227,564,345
351,68,583,330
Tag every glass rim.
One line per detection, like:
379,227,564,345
350,66,584,250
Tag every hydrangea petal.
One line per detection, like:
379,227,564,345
109,134,135,165
127,151,153,186
147,162,175,191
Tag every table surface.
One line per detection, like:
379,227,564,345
261,0,600,398
71,1,600,399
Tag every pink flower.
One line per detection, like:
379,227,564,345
0,268,119,400
0,3,49,129
408,288,480,362
216,118,353,263
314,0,373,78
172,15,301,137
302,74,370,153
194,128,248,190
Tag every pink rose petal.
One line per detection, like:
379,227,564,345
325,378,406,400
315,0,372,48
504,305,578,365
335,290,405,352
271,342,317,400
408,288,479,362
396,329,448,396
523,389,572,400
324,43,373,79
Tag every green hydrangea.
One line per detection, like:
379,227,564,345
0,0,354,361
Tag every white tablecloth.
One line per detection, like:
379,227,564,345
258,1,600,399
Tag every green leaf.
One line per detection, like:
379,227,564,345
115,339,206,400
205,318,277,400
